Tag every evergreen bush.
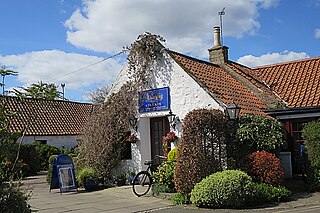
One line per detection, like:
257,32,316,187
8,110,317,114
172,192,190,205
244,150,285,186
190,170,254,208
252,183,292,203
231,115,284,168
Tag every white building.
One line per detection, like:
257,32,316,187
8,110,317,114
109,27,280,174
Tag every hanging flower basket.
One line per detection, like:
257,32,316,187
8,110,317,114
127,134,138,143
162,132,178,156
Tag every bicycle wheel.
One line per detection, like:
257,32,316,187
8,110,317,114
132,171,152,197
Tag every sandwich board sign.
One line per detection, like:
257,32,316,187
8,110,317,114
49,154,77,194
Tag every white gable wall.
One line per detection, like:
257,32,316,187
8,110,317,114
108,52,224,173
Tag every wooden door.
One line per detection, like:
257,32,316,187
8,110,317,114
150,117,169,166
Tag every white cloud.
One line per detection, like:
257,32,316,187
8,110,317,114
0,50,122,89
315,28,320,39
65,0,279,57
237,50,309,67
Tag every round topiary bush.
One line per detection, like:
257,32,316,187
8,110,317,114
244,150,284,186
190,170,254,208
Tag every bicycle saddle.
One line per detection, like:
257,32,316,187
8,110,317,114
144,160,153,165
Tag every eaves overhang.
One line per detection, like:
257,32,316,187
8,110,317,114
264,107,320,120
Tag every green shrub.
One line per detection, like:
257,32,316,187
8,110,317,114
190,170,254,208
252,183,292,203
34,143,61,170
172,192,189,205
76,166,99,187
302,120,320,168
152,183,173,195
0,183,31,213
232,115,284,168
167,148,178,162
19,144,40,175
245,150,284,186
152,161,176,193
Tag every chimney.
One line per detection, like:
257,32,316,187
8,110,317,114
208,26,228,64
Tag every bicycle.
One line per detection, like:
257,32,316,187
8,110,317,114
132,155,166,197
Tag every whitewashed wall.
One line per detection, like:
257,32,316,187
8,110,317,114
20,135,78,149
109,52,224,173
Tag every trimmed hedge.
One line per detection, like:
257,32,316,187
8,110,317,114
190,170,254,208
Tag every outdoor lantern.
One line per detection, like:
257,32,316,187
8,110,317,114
226,101,241,120
166,109,176,129
129,117,138,131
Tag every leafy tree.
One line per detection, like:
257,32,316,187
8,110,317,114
85,84,111,103
14,81,62,100
0,65,18,95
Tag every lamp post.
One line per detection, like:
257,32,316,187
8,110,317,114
166,109,176,130
225,101,241,169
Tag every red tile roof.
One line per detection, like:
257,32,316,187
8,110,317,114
169,51,273,116
252,57,320,108
1,95,99,136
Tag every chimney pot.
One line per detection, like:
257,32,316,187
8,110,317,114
208,26,228,64
213,26,221,47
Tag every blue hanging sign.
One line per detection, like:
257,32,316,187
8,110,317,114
50,154,77,194
139,87,170,113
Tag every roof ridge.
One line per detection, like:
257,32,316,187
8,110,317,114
253,56,320,69
1,95,94,106
167,50,221,68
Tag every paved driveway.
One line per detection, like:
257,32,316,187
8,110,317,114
23,173,173,213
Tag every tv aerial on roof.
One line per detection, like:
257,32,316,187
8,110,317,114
218,7,226,46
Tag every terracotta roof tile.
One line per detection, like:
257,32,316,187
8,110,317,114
1,95,98,136
169,51,267,116
252,57,320,108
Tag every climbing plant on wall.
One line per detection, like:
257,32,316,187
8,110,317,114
78,33,171,177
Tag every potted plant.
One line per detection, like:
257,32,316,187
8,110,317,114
77,166,100,191
115,173,127,186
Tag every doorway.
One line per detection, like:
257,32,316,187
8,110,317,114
150,117,169,166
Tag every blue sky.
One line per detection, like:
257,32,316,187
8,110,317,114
1,0,319,102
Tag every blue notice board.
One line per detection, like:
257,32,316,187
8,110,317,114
139,87,170,113
50,154,77,194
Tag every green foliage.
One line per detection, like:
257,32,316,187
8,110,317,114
172,192,190,205
244,150,285,186
190,170,254,208
77,166,99,187
0,183,31,213
0,96,31,213
175,109,227,195
14,81,62,100
167,148,178,162
0,65,18,95
252,183,292,203
19,144,40,175
302,120,320,169
152,161,176,193
231,115,284,168
48,155,58,165
35,143,61,170
152,183,173,195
